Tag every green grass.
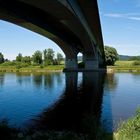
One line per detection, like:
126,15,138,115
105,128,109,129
115,61,134,67
0,65,65,73
114,108,140,140
108,61,140,72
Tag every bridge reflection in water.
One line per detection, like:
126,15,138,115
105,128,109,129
28,72,106,133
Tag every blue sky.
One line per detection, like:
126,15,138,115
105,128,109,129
1,1,140,60
0,20,64,60
98,0,140,55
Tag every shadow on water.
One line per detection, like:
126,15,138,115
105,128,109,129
27,72,114,139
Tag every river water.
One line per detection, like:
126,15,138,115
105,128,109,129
0,72,140,132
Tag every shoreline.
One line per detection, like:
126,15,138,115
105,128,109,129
107,66,140,73
0,66,140,73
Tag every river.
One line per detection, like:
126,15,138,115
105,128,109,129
0,72,140,132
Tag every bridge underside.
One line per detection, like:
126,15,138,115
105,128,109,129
0,0,105,71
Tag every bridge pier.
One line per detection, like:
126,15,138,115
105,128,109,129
65,57,78,70
85,58,99,70
64,56,99,71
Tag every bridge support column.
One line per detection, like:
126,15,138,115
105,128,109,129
65,57,78,70
84,57,99,70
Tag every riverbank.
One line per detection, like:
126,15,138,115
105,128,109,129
0,61,140,73
107,66,140,73
0,65,64,73
107,60,140,73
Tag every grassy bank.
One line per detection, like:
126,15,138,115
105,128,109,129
1,61,140,73
107,61,140,73
0,65,64,73
114,108,140,140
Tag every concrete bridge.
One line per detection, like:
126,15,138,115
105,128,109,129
0,0,105,71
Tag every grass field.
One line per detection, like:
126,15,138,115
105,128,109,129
0,65,65,72
0,61,140,73
107,61,140,72
115,61,134,67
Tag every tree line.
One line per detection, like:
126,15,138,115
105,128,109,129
0,48,64,65
1,46,133,67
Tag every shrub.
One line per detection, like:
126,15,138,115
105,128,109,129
132,61,140,66
1,61,16,66
40,65,44,68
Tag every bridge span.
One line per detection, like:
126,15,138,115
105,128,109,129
0,0,105,70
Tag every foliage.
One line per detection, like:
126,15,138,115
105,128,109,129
0,61,29,68
116,108,140,140
129,56,140,61
53,59,58,65
21,56,31,64
57,53,63,64
0,48,64,67
43,48,54,65
104,46,118,65
16,53,22,62
32,50,42,64
0,52,4,64
132,61,140,66
0,61,16,66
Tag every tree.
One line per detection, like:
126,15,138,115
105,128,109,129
32,50,42,64
129,56,140,61
0,52,4,64
22,56,31,64
57,53,63,65
44,48,54,65
16,53,22,62
104,46,118,65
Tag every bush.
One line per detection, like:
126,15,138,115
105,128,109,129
40,65,44,68
0,61,16,66
132,61,140,66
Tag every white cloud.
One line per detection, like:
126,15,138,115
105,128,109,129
104,13,124,18
128,17,140,21
103,13,140,21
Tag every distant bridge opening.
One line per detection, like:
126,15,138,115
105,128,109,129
77,52,84,69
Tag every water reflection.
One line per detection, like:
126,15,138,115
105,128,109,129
44,73,54,89
16,73,31,85
0,72,140,135
104,73,118,91
0,73,5,87
32,74,43,88
28,72,106,133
